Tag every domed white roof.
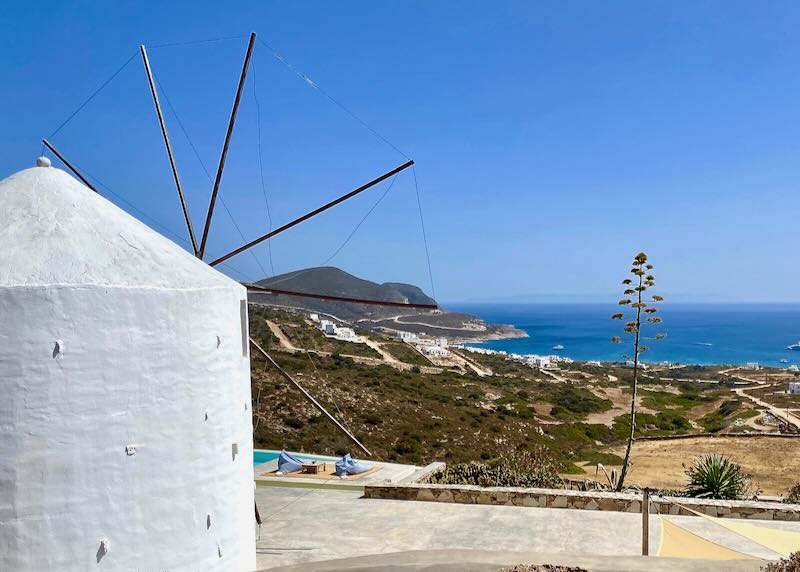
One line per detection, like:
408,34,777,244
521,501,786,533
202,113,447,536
0,163,240,289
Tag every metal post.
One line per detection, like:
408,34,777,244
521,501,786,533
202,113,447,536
41,139,99,193
249,336,372,456
139,44,199,256
642,488,650,556
199,32,257,259
210,159,414,267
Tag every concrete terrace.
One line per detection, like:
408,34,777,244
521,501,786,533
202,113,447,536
254,485,800,571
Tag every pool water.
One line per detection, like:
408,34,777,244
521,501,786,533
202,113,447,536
253,450,279,465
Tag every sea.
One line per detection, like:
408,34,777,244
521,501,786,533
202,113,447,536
447,303,800,367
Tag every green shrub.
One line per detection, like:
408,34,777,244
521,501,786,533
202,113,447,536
547,386,612,420
699,399,744,432
284,417,304,429
784,483,800,504
718,399,742,417
427,447,562,488
684,454,753,500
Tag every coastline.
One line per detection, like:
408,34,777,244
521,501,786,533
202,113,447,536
448,302,800,368
445,323,528,346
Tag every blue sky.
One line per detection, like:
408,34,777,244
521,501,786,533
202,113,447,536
2,1,800,303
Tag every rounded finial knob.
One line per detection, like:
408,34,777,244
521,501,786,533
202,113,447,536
36,157,51,168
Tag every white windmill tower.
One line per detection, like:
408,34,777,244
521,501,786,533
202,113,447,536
0,159,256,570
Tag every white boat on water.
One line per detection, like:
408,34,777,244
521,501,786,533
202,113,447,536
788,341,800,351
780,358,789,364
552,344,565,351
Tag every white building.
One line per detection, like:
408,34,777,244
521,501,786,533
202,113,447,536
789,382,800,395
396,330,418,342
309,313,320,323
745,362,760,371
435,337,449,348
789,365,800,373
319,319,337,335
422,345,449,357
531,356,552,369
0,162,255,571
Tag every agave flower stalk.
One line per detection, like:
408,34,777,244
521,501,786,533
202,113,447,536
611,252,665,491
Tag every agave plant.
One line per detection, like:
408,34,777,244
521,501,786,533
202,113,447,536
596,464,620,490
684,454,753,500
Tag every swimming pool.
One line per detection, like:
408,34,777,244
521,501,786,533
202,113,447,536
253,449,339,466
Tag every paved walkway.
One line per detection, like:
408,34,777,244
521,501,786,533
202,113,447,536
254,487,798,571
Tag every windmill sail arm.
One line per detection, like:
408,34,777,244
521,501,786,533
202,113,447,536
245,283,437,309
139,45,199,256
209,159,414,267
199,32,257,260
41,139,99,193
249,336,371,456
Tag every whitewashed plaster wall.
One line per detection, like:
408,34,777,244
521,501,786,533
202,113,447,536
0,165,256,570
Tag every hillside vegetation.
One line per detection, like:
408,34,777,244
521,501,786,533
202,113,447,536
248,305,750,472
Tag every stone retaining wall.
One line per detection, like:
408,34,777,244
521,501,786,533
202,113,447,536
364,483,800,522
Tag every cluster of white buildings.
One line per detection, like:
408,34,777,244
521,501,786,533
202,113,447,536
459,345,572,370
394,330,451,358
788,382,800,395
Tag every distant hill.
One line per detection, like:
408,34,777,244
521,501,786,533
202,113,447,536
249,266,524,340
251,267,435,321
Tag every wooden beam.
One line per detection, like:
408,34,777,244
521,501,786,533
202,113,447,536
246,283,437,309
41,139,99,193
209,159,414,267
140,44,199,256
249,337,371,456
198,32,257,259
642,488,650,556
